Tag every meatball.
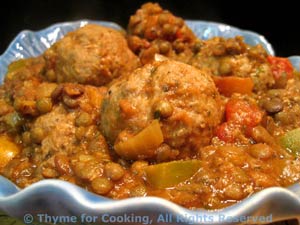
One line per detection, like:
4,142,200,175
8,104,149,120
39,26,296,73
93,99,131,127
27,83,109,160
44,24,140,86
190,36,275,92
7,83,111,186
101,57,223,159
127,2,197,65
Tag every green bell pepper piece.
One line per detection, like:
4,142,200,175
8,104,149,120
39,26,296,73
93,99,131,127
280,128,300,156
145,160,201,189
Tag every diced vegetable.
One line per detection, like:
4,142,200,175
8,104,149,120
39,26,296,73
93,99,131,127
215,122,240,143
225,98,263,127
280,128,300,156
216,99,263,142
114,120,163,160
7,59,27,74
267,56,294,80
5,59,28,81
0,135,20,169
213,76,254,97
145,160,201,188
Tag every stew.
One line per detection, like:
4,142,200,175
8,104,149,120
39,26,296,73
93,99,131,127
0,2,299,209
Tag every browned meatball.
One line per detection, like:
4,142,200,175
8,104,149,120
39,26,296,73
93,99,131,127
190,36,275,92
44,24,140,86
127,2,197,65
2,83,111,187
101,57,223,159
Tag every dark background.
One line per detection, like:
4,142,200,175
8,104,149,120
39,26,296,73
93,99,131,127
0,0,299,57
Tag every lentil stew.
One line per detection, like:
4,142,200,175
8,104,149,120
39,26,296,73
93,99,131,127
0,3,300,210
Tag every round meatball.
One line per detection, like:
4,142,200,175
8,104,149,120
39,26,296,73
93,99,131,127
101,57,223,159
189,36,275,92
44,24,140,86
